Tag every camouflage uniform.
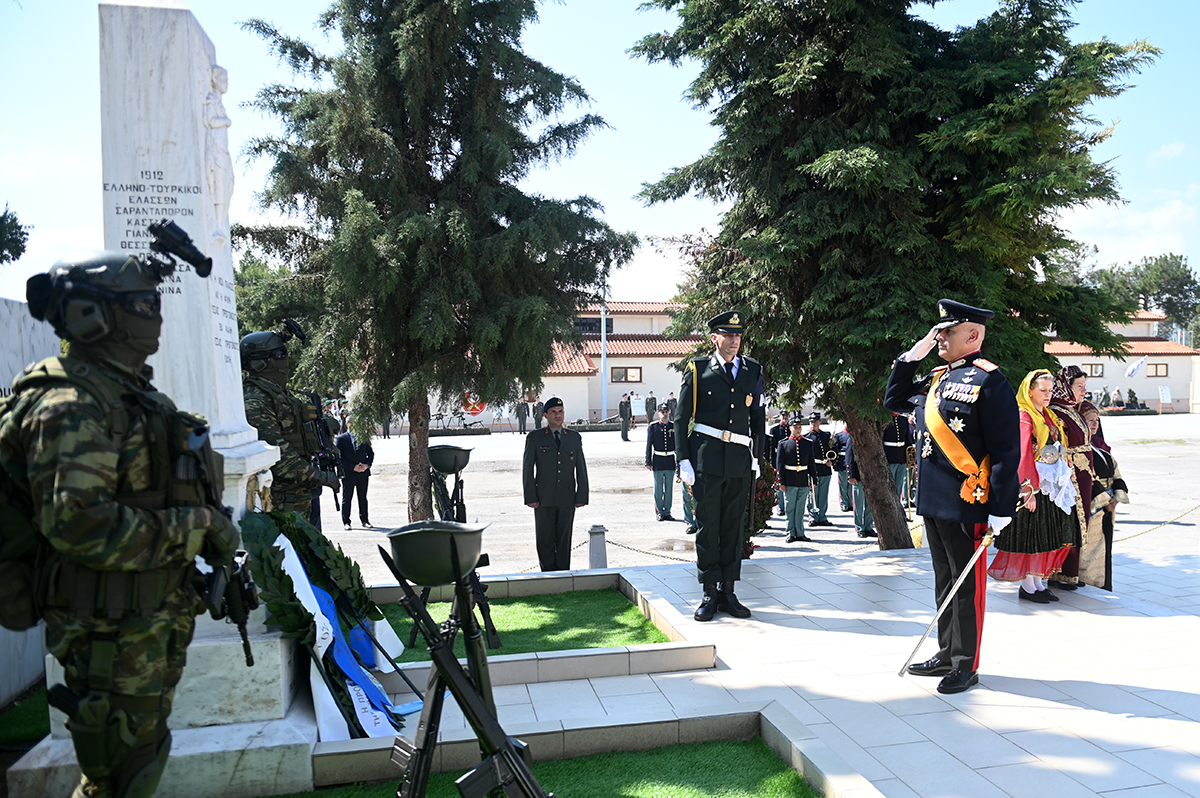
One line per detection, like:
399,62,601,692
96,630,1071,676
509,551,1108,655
5,245,238,797
243,373,321,516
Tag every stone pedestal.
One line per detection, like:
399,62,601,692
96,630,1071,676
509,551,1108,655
8,3,315,796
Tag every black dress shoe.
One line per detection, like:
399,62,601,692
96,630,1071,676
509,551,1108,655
856,529,877,538
1039,589,1059,602
937,668,979,694
685,525,697,535
1019,586,1050,604
694,585,720,622
717,582,752,618
1050,579,1079,591
361,522,373,529
908,657,953,677
662,514,676,522
343,523,352,531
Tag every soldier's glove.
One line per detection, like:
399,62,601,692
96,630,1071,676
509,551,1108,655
902,326,940,362
678,460,696,486
987,514,1011,538
204,512,241,564
315,469,340,491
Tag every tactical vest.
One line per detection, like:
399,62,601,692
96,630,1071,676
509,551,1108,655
245,374,322,463
0,357,222,628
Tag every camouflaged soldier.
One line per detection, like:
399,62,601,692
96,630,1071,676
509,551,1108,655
1,249,240,797
241,330,337,518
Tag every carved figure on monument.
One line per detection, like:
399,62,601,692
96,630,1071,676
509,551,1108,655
5,232,242,798
204,64,234,250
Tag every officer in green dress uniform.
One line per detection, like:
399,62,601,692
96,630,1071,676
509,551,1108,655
5,251,240,797
674,310,766,621
523,397,589,570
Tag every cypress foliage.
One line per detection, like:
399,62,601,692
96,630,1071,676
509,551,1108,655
242,1,635,520
634,0,1156,548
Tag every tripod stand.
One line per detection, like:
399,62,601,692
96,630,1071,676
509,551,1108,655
379,532,551,798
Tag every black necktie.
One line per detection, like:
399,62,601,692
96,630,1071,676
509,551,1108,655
724,361,734,379
554,430,561,448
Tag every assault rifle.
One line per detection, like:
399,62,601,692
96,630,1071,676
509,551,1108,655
205,551,260,667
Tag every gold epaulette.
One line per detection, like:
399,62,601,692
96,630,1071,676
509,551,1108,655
973,358,999,372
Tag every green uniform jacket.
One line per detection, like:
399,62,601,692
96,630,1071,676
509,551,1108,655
522,427,589,507
673,355,766,477
243,376,316,492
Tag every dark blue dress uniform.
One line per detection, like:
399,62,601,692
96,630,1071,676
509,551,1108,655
522,420,589,571
884,300,1020,690
776,432,816,541
804,422,834,524
645,419,677,519
674,335,766,589
832,428,852,511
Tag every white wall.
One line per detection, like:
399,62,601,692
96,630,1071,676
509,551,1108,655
1,298,61,706
589,356,684,421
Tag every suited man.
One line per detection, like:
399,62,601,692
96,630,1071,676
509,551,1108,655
335,420,374,530
804,413,835,525
523,397,589,571
884,298,1020,695
776,416,816,542
767,411,792,515
516,399,529,434
675,310,766,622
618,393,632,441
645,404,677,521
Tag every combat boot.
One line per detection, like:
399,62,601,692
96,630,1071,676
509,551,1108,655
694,583,720,622
718,581,752,618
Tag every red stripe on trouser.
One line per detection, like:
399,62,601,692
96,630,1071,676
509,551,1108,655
970,522,988,672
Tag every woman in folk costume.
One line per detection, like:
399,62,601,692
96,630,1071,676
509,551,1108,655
1078,401,1129,591
988,370,1076,603
1046,365,1093,590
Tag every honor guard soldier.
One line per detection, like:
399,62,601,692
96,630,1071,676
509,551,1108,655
4,249,240,797
804,413,835,526
241,330,339,520
776,416,817,542
645,404,677,521
675,310,767,621
832,423,853,512
885,299,1020,694
884,413,915,503
767,410,791,515
523,397,589,570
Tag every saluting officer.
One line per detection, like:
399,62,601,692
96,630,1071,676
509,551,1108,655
522,397,589,571
776,416,817,543
675,310,766,622
884,299,1020,694
804,413,835,526
645,404,677,521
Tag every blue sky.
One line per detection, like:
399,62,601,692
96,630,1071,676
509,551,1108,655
1,0,1195,303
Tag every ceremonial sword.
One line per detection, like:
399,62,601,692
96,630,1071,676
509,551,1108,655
897,526,997,677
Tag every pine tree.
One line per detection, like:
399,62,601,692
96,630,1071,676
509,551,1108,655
634,0,1156,548
243,1,635,520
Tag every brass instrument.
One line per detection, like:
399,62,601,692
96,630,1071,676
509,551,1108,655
825,448,838,465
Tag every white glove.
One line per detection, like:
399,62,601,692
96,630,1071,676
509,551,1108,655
751,457,760,478
988,515,1012,535
678,460,696,486
902,326,940,362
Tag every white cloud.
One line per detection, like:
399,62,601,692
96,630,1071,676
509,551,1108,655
1149,141,1187,162
1059,196,1198,268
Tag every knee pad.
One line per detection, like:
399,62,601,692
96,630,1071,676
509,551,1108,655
113,727,171,798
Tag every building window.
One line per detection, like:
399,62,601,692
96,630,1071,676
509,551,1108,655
612,367,642,383
574,317,614,335
1147,363,1168,377
1083,364,1104,377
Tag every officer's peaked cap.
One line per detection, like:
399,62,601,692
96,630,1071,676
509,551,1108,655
707,310,746,333
934,299,995,330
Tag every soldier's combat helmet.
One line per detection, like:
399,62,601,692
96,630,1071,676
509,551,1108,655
26,251,172,344
240,331,289,373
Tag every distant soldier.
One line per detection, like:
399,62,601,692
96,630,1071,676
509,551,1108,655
767,410,791,515
644,391,657,424
645,404,677,521
804,413,835,526
4,250,239,797
533,397,544,430
241,330,338,520
618,393,632,441
666,392,678,418
776,416,817,543
523,397,589,570
516,398,529,434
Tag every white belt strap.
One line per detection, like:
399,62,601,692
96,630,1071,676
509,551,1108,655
653,449,674,458
783,464,807,471
884,441,905,447
694,423,752,448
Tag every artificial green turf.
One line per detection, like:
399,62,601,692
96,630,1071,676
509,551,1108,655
266,737,817,797
378,587,670,664
0,685,49,745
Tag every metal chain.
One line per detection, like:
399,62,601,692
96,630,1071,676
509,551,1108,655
1114,502,1200,543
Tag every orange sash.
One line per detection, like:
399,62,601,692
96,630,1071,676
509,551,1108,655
925,371,992,504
